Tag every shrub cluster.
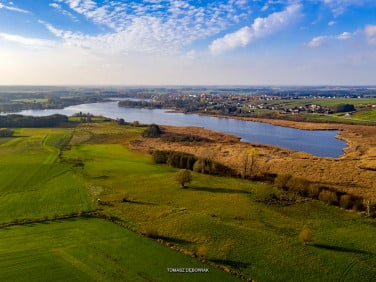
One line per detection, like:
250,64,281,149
0,114,68,128
274,174,374,215
162,134,210,143
151,149,235,176
142,124,162,137
0,128,13,137
152,150,197,170
332,103,355,113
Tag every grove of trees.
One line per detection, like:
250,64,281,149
0,128,13,137
0,114,68,127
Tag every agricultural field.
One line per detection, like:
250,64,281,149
62,121,376,281
0,124,238,281
0,128,93,223
0,120,376,281
0,218,235,282
263,97,376,109
249,97,376,124
351,108,376,122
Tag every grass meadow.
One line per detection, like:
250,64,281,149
1,121,376,281
67,122,376,281
253,97,376,124
0,128,93,223
0,125,236,281
0,218,235,281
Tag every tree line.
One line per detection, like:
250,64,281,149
0,114,68,128
151,149,235,176
0,128,13,137
274,174,375,216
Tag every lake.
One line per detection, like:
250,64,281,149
14,101,346,158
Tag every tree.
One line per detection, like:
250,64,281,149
241,148,259,179
299,225,312,245
142,124,162,137
0,128,13,137
174,169,192,188
333,104,355,113
363,198,372,217
318,190,338,205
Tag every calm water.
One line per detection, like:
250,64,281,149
15,101,346,157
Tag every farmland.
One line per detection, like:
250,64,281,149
66,121,376,281
0,124,238,281
0,119,376,281
0,218,238,281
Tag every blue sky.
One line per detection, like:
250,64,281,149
0,0,375,85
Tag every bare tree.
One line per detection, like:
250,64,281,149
241,148,258,179
363,198,372,217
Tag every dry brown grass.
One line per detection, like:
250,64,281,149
132,123,376,201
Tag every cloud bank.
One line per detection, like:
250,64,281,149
209,4,301,55
42,0,251,55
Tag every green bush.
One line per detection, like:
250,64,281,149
142,124,162,137
152,150,169,164
299,225,313,245
339,194,354,209
152,150,197,170
286,177,310,196
318,190,338,205
174,169,192,188
0,128,13,137
274,174,292,189
306,184,322,199
167,152,197,170
193,158,217,175
332,104,355,113
352,198,364,211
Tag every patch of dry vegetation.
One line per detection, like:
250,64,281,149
132,123,376,201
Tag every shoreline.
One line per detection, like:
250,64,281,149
135,121,376,200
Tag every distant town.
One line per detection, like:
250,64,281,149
0,86,375,124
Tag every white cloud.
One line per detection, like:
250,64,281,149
337,31,351,40
41,1,253,55
321,0,374,16
261,4,269,12
0,32,55,48
328,21,336,26
365,25,376,45
58,0,249,33
0,2,30,13
209,26,252,55
305,31,354,48
306,36,329,48
49,2,78,22
209,3,301,54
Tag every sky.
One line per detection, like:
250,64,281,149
0,0,375,86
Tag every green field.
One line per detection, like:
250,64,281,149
1,121,376,281
63,122,376,281
252,97,376,124
0,128,92,223
0,125,237,281
264,97,376,109
11,98,48,103
351,108,376,122
0,218,235,281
